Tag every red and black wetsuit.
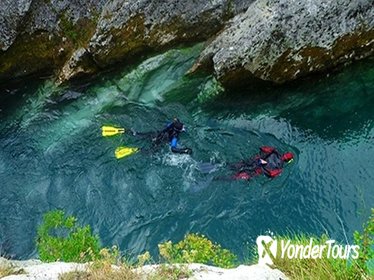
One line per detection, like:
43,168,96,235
232,146,293,180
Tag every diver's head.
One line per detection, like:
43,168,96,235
282,152,294,162
173,118,185,132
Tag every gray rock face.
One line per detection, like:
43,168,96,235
0,0,33,51
192,0,374,86
1,0,373,85
0,0,105,81
57,47,97,83
88,0,253,66
0,0,251,83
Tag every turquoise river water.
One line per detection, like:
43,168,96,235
0,44,373,260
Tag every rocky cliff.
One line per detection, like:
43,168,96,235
0,0,251,83
1,0,373,87
191,0,374,86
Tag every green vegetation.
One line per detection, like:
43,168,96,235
271,234,360,280
267,209,374,280
38,210,237,279
59,14,96,48
36,210,100,262
354,208,374,277
158,233,237,268
38,209,373,279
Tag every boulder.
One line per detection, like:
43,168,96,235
0,0,103,81
192,0,374,86
88,0,254,67
0,0,252,84
57,47,98,84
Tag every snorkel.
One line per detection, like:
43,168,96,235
282,152,294,163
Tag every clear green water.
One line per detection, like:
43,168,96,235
0,45,373,260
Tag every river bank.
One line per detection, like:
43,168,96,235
0,258,287,280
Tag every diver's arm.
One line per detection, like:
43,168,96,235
170,137,192,154
162,122,173,132
171,147,192,154
154,122,173,144
171,137,178,148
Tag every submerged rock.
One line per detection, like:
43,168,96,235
192,0,374,86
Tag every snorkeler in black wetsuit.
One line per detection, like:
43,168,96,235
154,118,192,154
131,118,192,154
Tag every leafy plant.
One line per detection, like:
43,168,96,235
137,251,151,267
158,233,237,268
354,208,374,276
266,208,374,280
37,210,101,262
270,234,359,280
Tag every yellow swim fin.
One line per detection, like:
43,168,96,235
102,126,125,137
115,146,139,159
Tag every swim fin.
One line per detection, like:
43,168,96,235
102,126,125,136
198,162,218,173
115,147,139,159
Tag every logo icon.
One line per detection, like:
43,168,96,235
256,235,277,265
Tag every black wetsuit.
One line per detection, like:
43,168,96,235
155,120,192,154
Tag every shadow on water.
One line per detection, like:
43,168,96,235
200,57,374,141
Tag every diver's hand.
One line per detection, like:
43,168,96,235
171,147,192,154
184,148,192,155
